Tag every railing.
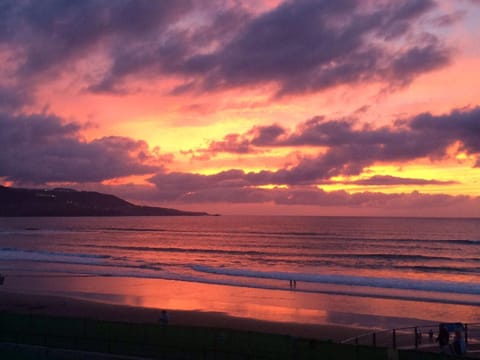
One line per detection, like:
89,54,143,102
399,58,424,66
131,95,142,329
0,312,386,360
2,312,479,359
341,323,480,357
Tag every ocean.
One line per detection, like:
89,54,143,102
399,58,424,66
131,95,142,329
1,216,479,330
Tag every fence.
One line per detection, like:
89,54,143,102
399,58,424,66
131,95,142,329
0,311,387,360
341,323,480,357
1,312,476,359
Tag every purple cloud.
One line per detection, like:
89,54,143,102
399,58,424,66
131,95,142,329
250,124,287,146
146,171,477,210
0,0,194,101
409,108,480,155
181,0,450,96
0,112,163,184
430,10,466,27
0,85,33,111
346,175,458,186
192,124,286,157
0,0,451,98
89,1,251,93
193,106,480,182
205,134,256,155
147,105,475,209
15,0,192,78
148,167,461,205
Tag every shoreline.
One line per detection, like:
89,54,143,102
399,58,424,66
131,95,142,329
1,274,476,330
0,289,369,342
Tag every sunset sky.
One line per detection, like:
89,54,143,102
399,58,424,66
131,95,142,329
1,0,480,217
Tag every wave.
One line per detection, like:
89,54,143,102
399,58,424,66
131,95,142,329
3,226,479,252
76,244,479,264
255,258,479,274
3,264,479,308
99,225,480,243
81,244,267,256
102,227,167,232
0,248,167,274
191,265,480,296
325,253,478,262
101,227,338,237
402,265,480,274
0,228,96,236
0,247,111,265
2,245,476,279
1,248,479,306
446,239,480,245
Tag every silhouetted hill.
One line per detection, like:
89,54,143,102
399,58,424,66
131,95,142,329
0,185,209,217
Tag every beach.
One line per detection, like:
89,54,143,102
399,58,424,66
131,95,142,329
1,216,479,356
0,288,368,343
3,273,470,330
3,288,480,359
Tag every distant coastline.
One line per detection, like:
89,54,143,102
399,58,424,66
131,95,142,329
0,185,210,217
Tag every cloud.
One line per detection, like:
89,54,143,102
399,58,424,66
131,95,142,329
148,170,250,201
0,0,194,100
13,0,192,78
430,10,467,27
145,171,478,210
147,167,462,205
0,0,451,98
409,107,480,155
182,0,450,96
250,124,287,146
88,1,252,93
0,85,32,111
4,104,473,194
271,189,473,208
0,112,164,184
191,106,480,182
204,134,257,155
346,175,458,186
191,124,286,158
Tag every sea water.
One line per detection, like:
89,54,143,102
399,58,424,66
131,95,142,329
1,216,479,328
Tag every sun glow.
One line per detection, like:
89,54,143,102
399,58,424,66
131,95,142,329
255,184,289,190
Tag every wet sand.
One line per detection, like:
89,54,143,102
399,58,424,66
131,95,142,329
0,290,367,342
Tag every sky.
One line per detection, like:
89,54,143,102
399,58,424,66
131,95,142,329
1,0,480,217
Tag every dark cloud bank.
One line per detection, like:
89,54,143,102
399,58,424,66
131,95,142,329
0,0,453,102
149,106,480,206
197,106,480,173
2,106,478,208
0,112,162,184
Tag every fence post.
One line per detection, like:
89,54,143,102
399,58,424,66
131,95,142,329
355,337,358,346
83,316,87,349
392,329,396,349
372,332,376,347
465,324,468,346
213,331,217,360
414,327,418,349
